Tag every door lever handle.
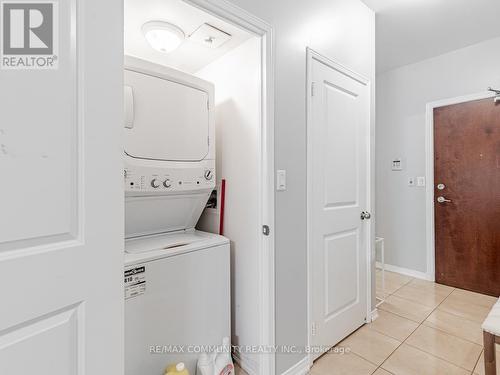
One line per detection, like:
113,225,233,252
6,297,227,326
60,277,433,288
360,211,371,220
437,196,452,203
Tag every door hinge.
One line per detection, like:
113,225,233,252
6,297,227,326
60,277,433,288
311,322,317,336
262,225,270,236
207,99,210,110
311,82,316,97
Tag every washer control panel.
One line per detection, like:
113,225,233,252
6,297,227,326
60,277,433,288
124,166,215,193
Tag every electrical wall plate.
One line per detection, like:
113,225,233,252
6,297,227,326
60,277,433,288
189,23,232,49
392,158,403,171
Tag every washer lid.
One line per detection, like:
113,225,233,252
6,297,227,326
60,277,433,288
124,69,209,162
124,230,229,266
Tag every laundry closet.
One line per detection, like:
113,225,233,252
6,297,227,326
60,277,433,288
123,0,262,374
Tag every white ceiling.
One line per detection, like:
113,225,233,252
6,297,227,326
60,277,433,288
125,0,253,73
360,0,500,73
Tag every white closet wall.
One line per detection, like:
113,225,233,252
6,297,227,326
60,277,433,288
196,37,262,367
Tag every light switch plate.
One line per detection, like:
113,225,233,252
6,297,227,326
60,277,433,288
277,170,286,191
417,176,426,187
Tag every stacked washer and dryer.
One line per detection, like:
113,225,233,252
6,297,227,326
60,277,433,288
123,56,231,375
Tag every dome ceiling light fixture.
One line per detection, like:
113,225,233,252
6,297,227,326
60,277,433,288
142,21,185,54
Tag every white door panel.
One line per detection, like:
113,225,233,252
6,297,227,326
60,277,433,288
309,53,370,354
0,0,123,373
323,83,359,207
0,305,79,374
324,231,359,318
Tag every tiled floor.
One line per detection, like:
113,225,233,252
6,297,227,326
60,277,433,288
309,270,499,375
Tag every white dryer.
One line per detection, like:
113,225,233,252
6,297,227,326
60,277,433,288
123,56,230,375
124,55,216,240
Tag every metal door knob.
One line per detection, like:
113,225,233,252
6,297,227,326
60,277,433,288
437,196,451,203
360,211,371,220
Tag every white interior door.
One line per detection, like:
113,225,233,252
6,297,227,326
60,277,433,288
0,0,124,373
308,51,370,355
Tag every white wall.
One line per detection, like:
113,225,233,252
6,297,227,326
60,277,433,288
196,37,262,370
376,36,500,275
223,1,375,373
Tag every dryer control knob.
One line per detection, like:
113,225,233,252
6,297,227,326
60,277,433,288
204,170,213,181
150,179,160,188
163,179,172,188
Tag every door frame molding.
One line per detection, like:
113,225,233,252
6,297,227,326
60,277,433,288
182,1,275,374
425,91,495,281
305,47,373,368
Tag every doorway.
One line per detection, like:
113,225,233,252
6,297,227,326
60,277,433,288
123,0,275,374
306,48,372,362
426,93,500,297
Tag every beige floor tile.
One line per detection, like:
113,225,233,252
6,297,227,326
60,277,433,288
424,309,484,345
368,310,419,341
405,325,482,371
372,368,392,375
438,293,492,323
381,344,470,375
376,292,386,301
384,271,413,286
377,271,413,295
379,294,434,323
393,282,449,308
473,347,500,375
376,277,397,296
340,325,400,366
376,283,389,299
449,288,498,308
309,351,377,375
407,278,455,294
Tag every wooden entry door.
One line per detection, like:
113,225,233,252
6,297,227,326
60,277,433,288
434,98,500,296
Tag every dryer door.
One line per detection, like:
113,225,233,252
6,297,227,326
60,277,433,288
124,69,209,162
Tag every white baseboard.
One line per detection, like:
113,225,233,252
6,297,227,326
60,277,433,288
233,352,260,375
376,262,433,281
280,356,310,375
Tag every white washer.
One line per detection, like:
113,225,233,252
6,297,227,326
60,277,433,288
125,231,230,375
123,57,230,375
